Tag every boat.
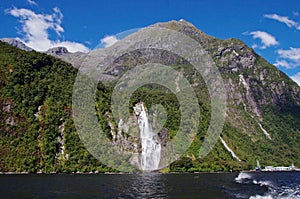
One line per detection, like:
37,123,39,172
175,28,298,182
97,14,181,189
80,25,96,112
263,162,297,171
254,161,299,172
255,160,261,172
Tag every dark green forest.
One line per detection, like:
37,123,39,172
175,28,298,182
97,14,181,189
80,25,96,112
0,40,299,173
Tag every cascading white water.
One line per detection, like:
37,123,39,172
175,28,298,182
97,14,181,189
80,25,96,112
220,136,241,162
138,104,161,171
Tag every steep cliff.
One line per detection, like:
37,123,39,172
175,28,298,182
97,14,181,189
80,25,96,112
0,20,299,173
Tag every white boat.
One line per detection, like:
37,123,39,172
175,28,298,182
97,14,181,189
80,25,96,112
262,162,297,172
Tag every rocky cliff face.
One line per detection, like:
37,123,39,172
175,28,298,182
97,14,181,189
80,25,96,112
46,47,69,56
85,20,300,170
0,38,32,52
46,47,86,69
0,20,299,172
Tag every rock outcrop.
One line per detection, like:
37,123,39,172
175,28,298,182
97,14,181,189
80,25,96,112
0,38,32,51
0,20,299,172
46,47,69,56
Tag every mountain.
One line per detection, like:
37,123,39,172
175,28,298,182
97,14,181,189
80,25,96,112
46,47,86,69
0,38,32,52
0,20,299,173
46,46,69,56
0,41,111,173
0,39,86,69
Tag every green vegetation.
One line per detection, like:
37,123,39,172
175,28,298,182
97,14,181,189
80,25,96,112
0,34,299,174
0,41,113,173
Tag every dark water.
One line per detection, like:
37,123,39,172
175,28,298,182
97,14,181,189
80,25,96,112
0,172,299,199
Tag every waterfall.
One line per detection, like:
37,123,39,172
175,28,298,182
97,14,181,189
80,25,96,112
239,74,271,140
220,136,241,162
257,122,271,140
137,104,161,171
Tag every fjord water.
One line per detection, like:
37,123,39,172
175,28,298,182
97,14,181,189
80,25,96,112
0,172,299,198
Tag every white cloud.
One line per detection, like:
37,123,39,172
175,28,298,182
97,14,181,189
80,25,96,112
274,48,300,69
264,14,300,30
27,0,37,6
291,72,300,86
7,7,89,53
251,44,259,49
278,48,300,61
248,31,279,49
100,35,119,48
52,7,64,36
274,60,291,69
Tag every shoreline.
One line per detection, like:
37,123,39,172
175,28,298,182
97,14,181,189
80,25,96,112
0,171,240,175
1,170,300,175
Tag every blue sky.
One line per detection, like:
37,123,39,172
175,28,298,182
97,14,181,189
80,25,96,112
0,0,300,84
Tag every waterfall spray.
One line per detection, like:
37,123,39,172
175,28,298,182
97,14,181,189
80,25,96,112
137,103,161,171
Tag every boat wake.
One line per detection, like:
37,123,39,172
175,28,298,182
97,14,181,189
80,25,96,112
234,172,300,199
235,172,253,184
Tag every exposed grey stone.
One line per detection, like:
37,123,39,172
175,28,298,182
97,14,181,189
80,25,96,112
46,46,69,55
5,117,16,126
2,104,11,112
0,38,32,51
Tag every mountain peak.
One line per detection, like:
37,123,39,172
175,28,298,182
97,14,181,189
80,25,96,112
0,38,32,52
45,46,86,69
46,46,69,56
148,19,212,45
0,20,300,173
